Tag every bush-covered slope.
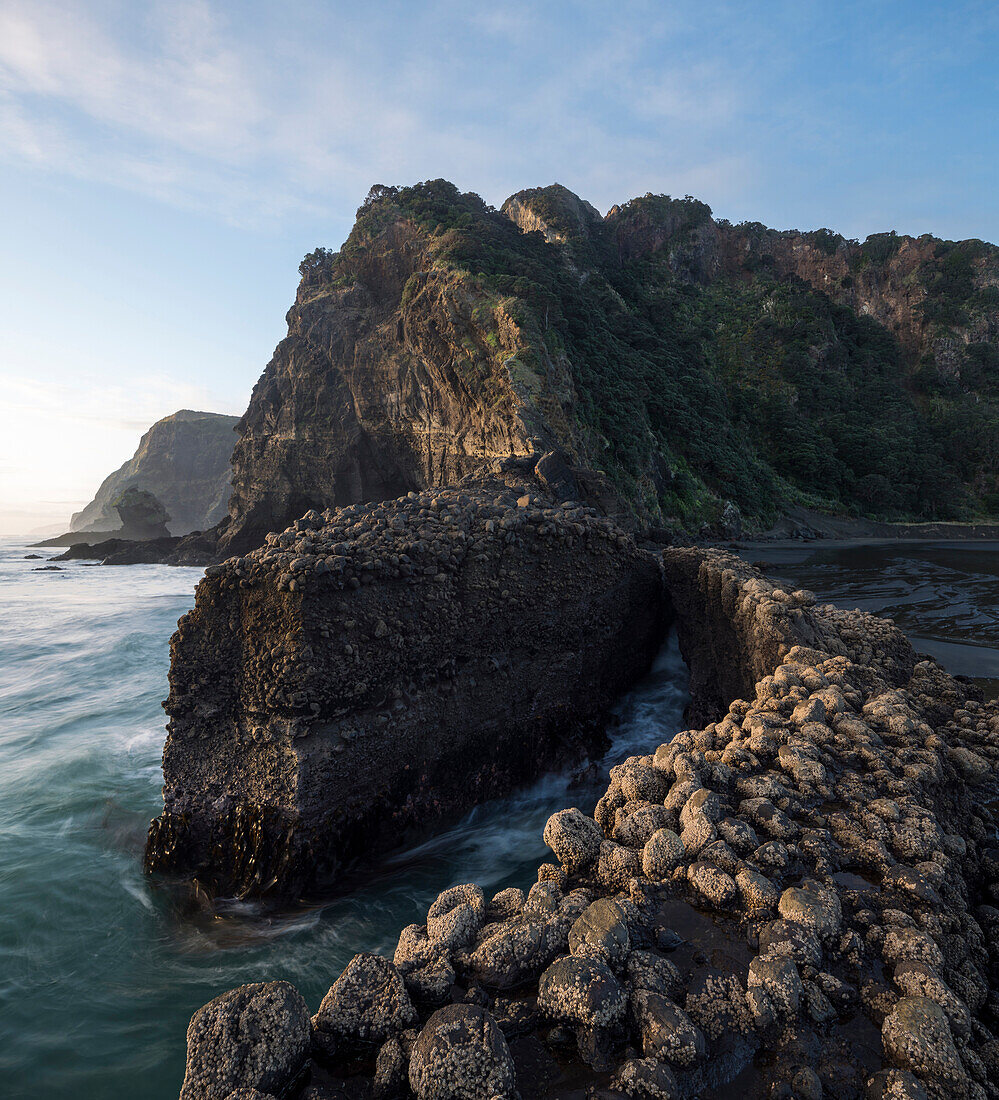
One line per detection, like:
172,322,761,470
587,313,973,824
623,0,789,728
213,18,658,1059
220,180,999,546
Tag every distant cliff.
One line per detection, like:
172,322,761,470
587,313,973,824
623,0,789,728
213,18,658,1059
71,410,239,536
192,181,999,555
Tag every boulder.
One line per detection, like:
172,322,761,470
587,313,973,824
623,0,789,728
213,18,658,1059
408,1005,517,1100
631,990,706,1067
735,866,779,910
180,981,310,1100
372,1037,408,1100
427,884,486,951
544,808,603,872
778,879,842,939
865,1069,928,1100
686,861,737,907
881,997,968,1099
538,955,628,1029
758,918,822,967
313,954,417,1052
642,829,685,880
625,951,683,1001
568,898,630,968
609,1057,679,1099
747,955,802,1017
466,917,563,990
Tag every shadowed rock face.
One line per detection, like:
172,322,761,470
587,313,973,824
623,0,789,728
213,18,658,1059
661,550,917,725
145,481,666,898
112,487,171,539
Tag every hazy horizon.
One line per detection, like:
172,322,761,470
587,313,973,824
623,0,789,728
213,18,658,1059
1,0,997,535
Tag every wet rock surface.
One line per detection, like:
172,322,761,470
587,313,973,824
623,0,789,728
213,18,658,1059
170,548,999,1099
145,480,665,898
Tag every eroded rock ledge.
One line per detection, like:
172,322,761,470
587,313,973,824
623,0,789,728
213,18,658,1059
171,547,999,1100
145,481,665,899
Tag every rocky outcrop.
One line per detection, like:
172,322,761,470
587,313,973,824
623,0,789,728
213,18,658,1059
169,550,999,1100
76,182,994,567
145,479,666,898
52,534,182,565
69,409,238,536
204,183,999,560
501,184,602,244
111,487,171,538
48,488,177,562
662,549,916,724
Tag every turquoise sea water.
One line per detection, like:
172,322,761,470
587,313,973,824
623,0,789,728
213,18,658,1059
0,538,689,1099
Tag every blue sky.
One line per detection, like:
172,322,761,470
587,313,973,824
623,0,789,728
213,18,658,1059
0,0,996,533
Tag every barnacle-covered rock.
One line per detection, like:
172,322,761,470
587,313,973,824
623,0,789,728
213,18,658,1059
180,982,310,1100
408,1005,517,1100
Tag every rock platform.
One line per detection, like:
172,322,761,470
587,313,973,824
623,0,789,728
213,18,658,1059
164,541,999,1100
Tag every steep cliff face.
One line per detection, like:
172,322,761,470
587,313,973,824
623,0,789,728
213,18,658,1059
71,409,239,535
207,181,999,557
216,211,593,555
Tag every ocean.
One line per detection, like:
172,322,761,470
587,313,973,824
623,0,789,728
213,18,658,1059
0,538,689,1098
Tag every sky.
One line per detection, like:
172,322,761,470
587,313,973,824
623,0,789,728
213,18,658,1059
0,0,997,534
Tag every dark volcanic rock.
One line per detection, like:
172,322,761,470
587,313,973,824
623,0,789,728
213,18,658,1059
662,549,916,725
171,550,999,1100
53,535,182,564
145,481,666,898
49,489,179,559
408,1004,517,1100
312,953,417,1055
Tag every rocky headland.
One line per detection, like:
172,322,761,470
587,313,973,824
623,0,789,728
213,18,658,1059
149,486,999,1100
130,182,999,1099
41,409,238,548
74,179,995,569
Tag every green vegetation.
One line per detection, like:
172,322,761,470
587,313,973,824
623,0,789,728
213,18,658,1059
306,180,999,529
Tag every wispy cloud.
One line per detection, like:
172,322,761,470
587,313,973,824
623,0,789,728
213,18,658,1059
0,0,757,225
0,1,993,237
